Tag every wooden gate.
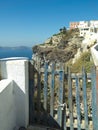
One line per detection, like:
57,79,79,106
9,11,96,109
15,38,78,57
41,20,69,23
29,61,98,130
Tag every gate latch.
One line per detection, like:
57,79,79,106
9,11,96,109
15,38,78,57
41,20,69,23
57,101,66,110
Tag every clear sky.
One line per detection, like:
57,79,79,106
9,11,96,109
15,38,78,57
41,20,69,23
0,0,98,47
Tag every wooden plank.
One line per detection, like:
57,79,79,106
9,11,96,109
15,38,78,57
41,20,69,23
63,68,67,130
44,62,48,110
91,66,98,130
40,68,91,79
96,66,98,128
82,68,89,130
68,68,73,130
63,108,67,130
50,63,55,117
57,64,64,128
37,60,41,112
71,73,91,79
75,75,81,130
37,61,41,111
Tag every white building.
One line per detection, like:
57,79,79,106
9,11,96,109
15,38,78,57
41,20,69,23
79,20,98,37
78,21,89,28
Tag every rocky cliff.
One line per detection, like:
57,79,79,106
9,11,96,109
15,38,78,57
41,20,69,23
32,28,84,63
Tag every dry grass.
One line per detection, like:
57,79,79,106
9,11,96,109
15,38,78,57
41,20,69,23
67,51,94,73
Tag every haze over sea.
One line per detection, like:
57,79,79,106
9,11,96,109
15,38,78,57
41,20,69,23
0,47,32,60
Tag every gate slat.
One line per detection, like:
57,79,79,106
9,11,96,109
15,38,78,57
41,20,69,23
82,68,89,130
44,62,48,110
50,63,55,117
91,66,98,130
68,68,73,130
75,75,81,130
37,60,41,112
57,64,64,128
64,109,67,130
63,72,67,130
96,67,98,128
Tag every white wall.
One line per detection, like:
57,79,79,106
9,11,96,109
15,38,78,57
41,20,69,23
0,79,16,130
0,58,29,130
91,43,98,66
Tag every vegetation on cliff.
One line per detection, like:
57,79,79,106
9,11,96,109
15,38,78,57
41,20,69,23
33,28,83,62
67,51,94,73
32,27,94,72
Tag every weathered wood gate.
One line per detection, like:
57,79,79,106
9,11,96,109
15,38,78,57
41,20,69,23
29,61,98,130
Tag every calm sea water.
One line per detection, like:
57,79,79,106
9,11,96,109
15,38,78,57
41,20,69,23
0,47,33,60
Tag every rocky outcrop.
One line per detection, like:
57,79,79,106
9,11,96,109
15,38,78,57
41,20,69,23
32,29,84,63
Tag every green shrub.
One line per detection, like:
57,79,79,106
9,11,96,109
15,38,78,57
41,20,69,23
70,51,94,73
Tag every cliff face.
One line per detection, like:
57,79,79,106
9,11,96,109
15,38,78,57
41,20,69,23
32,28,84,63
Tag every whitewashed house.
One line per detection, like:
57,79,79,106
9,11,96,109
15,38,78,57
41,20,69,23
79,20,98,37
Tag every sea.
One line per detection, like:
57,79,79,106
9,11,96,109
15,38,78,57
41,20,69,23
0,47,33,60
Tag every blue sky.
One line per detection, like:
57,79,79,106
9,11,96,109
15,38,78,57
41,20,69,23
0,0,98,47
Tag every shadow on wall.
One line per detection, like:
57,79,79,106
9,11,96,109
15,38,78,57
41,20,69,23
95,44,98,51
0,61,7,80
